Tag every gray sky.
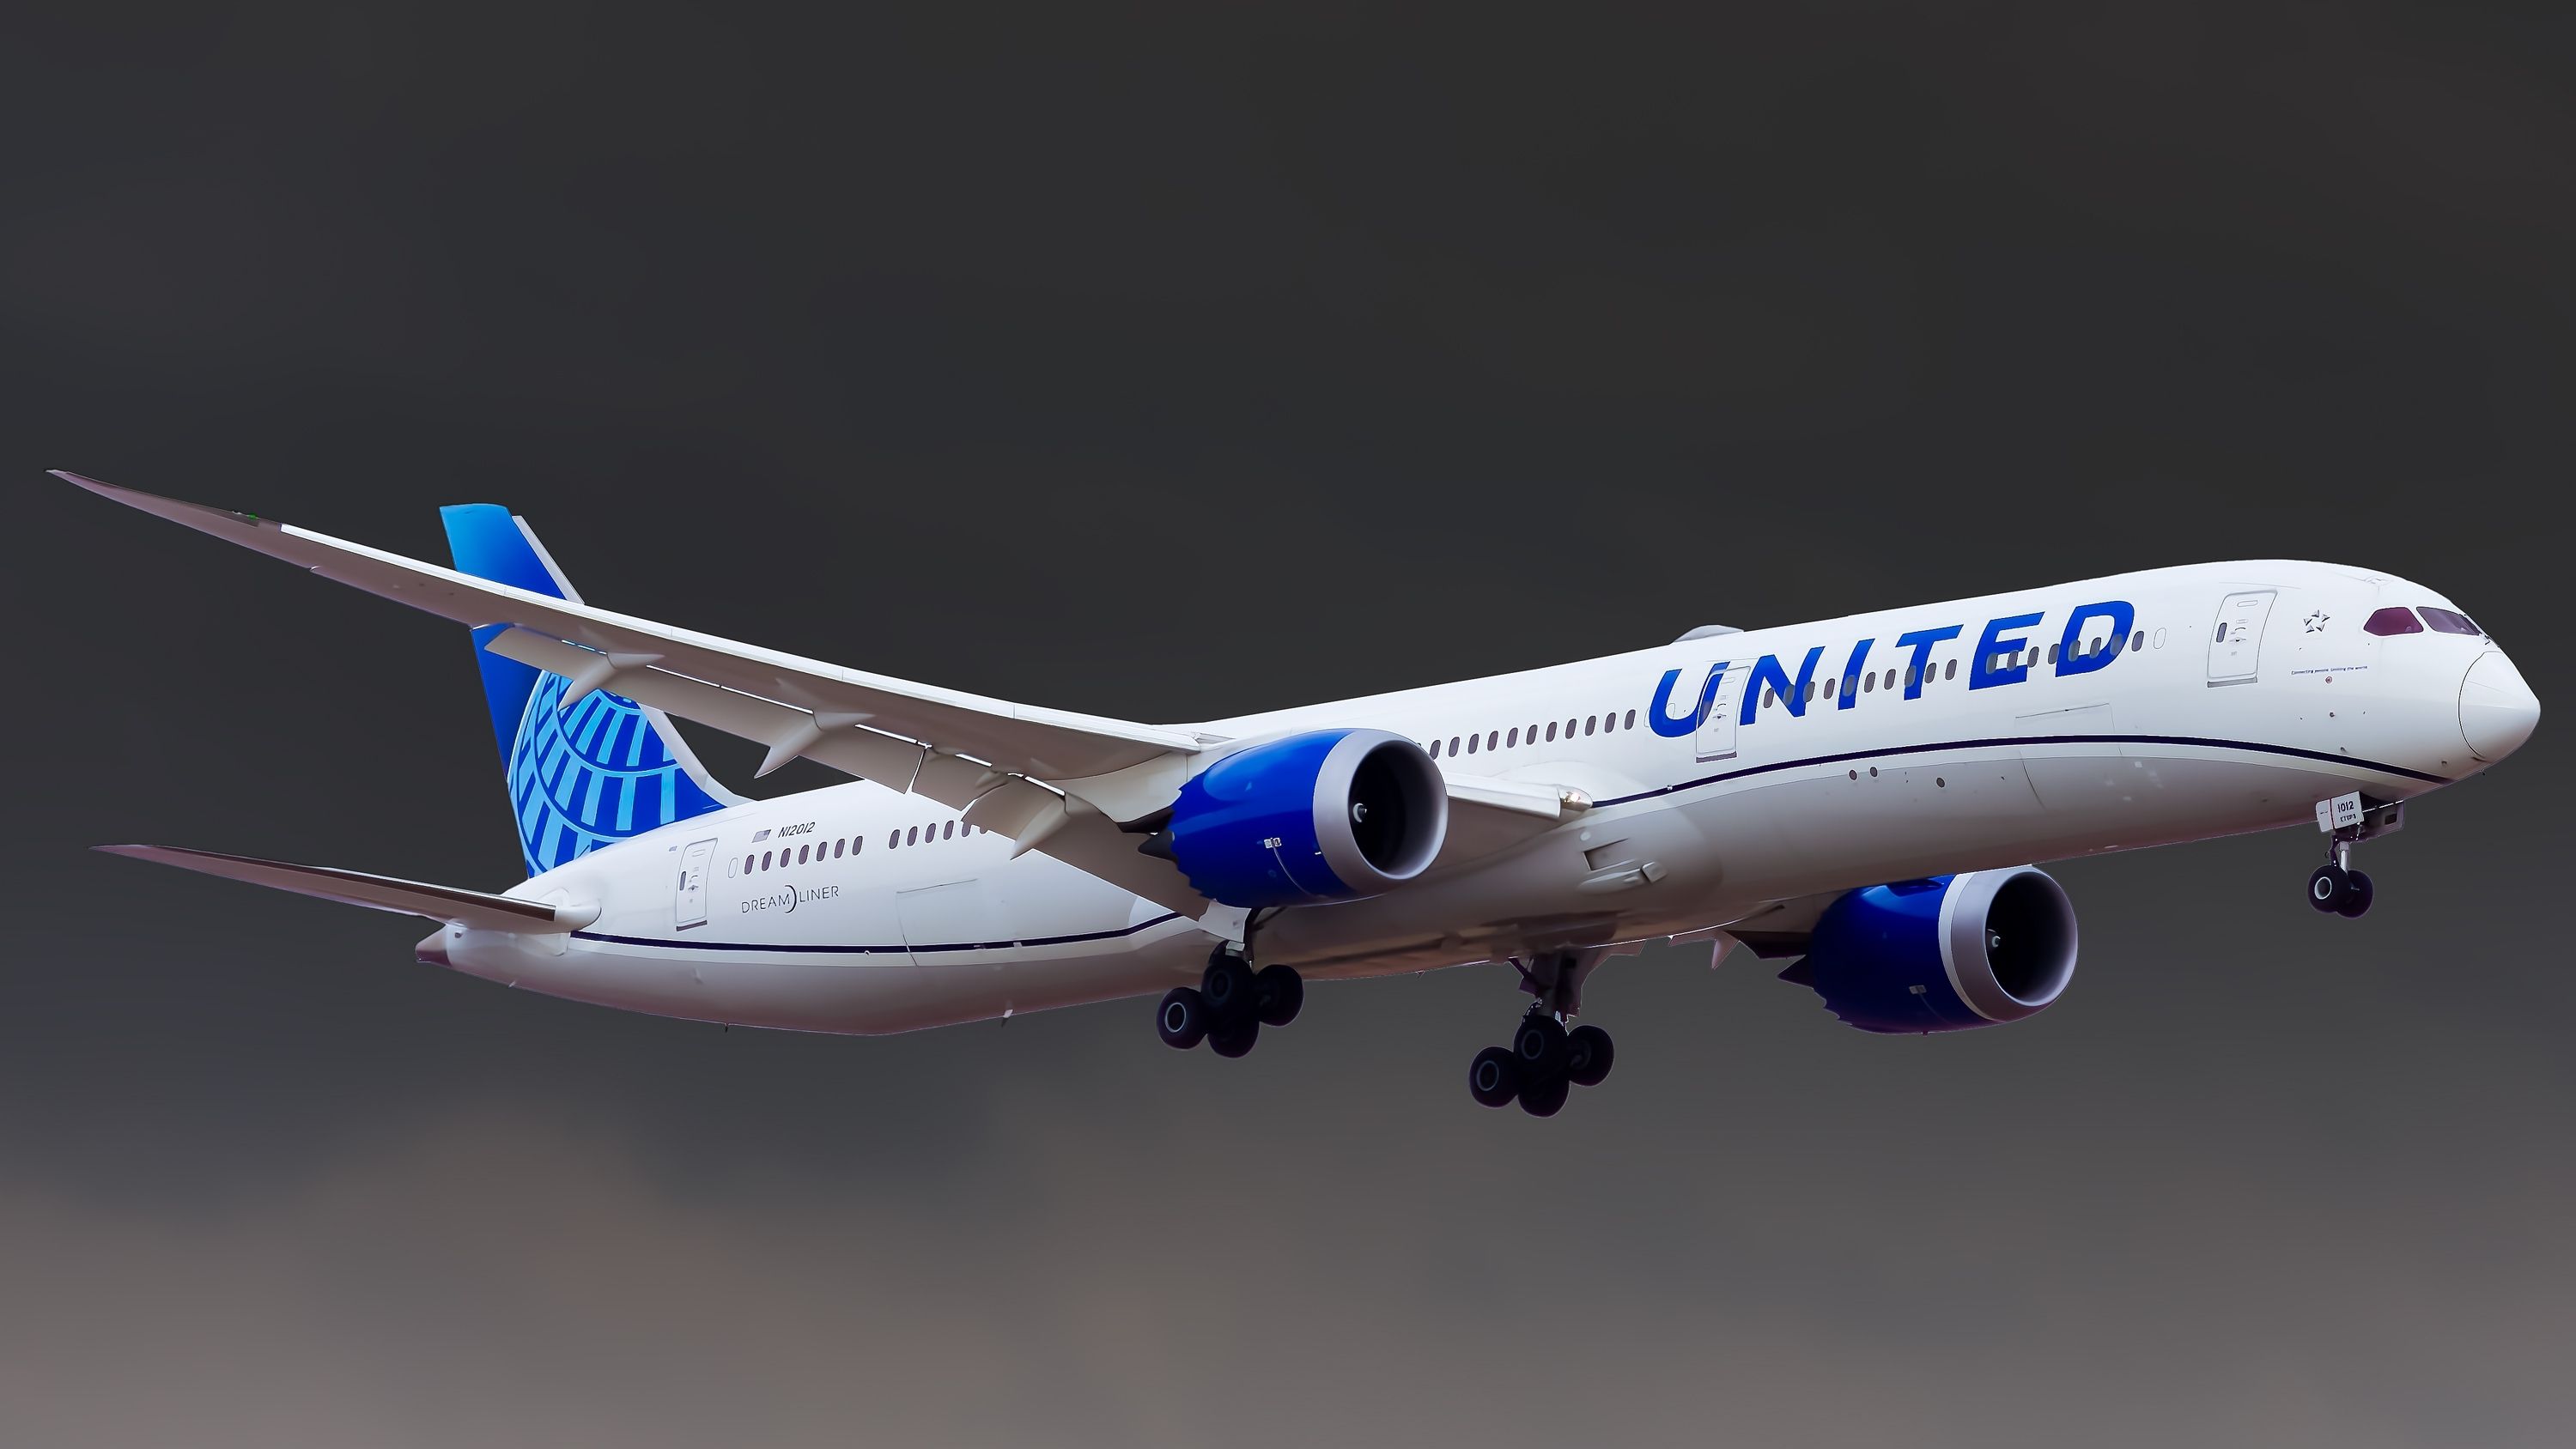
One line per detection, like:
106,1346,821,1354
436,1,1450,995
4,4,2571,1445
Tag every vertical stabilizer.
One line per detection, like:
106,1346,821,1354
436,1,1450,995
440,505,741,875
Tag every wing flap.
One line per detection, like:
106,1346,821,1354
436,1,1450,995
96,844,586,932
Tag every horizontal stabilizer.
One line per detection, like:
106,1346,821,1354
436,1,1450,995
94,845,590,932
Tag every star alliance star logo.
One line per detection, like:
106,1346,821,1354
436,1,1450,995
2303,611,2330,632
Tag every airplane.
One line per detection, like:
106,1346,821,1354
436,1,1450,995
62,470,2542,1115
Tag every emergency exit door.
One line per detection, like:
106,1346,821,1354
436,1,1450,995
1693,667,1741,762
674,838,717,930
2207,591,2275,687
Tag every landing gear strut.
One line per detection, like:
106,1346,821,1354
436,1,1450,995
1157,947,1302,1057
1466,949,1616,1117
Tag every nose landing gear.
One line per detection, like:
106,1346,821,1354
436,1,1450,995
2306,791,2401,918
1157,948,1303,1057
1466,949,1617,1116
2308,860,2374,918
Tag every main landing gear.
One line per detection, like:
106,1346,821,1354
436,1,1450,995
1467,949,1616,1117
1157,948,1303,1058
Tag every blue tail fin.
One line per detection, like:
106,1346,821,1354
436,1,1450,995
441,505,741,876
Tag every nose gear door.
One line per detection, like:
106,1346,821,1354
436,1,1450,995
674,837,716,930
2207,590,2275,687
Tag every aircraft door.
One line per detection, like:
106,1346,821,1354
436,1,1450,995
898,878,994,960
1693,666,1741,762
674,837,717,930
2207,590,2275,687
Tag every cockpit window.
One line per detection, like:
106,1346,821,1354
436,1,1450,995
2419,607,2482,636
2363,607,2423,636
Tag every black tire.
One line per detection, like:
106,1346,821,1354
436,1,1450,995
1468,1046,1520,1108
2336,869,2375,919
1512,1015,1569,1081
1208,1020,1260,1058
1156,987,1208,1050
1518,1071,1571,1118
2308,864,2349,913
1565,1024,1615,1088
1255,964,1304,1028
1202,953,1257,1026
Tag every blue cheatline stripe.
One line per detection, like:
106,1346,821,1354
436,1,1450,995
1587,732,2446,810
572,912,1189,955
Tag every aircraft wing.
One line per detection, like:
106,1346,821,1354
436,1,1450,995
63,471,1223,914
61,473,1201,783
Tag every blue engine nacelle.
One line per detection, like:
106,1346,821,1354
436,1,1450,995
1787,867,2079,1034
1166,729,1449,909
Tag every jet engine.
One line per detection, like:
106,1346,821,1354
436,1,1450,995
1785,867,2078,1034
1165,729,1448,909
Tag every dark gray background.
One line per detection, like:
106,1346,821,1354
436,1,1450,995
4,4,2569,1445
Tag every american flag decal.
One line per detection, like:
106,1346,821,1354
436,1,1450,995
750,828,772,842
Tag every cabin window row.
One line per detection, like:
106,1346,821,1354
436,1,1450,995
1424,709,1642,760
1752,630,2148,709
744,820,984,872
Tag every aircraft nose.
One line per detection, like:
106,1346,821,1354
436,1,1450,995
2459,650,2540,762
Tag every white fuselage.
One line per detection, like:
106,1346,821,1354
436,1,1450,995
426,561,2525,1033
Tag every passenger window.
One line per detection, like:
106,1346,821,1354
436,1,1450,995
1426,739,1439,758
761,850,773,870
1823,677,1837,700
744,854,756,874
1466,734,1479,754
943,821,955,840
2130,630,2144,652
795,845,807,864
853,836,864,854
1450,737,1461,755
1545,721,1558,742
1624,710,1637,730
1487,731,1499,751
1763,689,1776,709
1945,659,1958,681
2364,606,2424,636
1906,666,1919,688
1583,716,1597,736
2047,644,2060,664
1507,727,1519,748
1862,671,1875,692
2420,607,2481,635
906,827,919,846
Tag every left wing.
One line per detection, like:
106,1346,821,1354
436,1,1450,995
61,472,1214,912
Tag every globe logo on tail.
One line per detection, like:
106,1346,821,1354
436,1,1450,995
508,670,728,874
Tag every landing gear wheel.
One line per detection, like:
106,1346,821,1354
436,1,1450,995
1518,1072,1571,1118
2307,864,2349,913
1565,1024,1615,1088
1254,964,1304,1028
1468,1046,1520,1108
2336,869,2375,919
1207,1020,1260,1058
1512,1015,1569,1080
1156,987,1209,1050
1201,952,1257,1026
